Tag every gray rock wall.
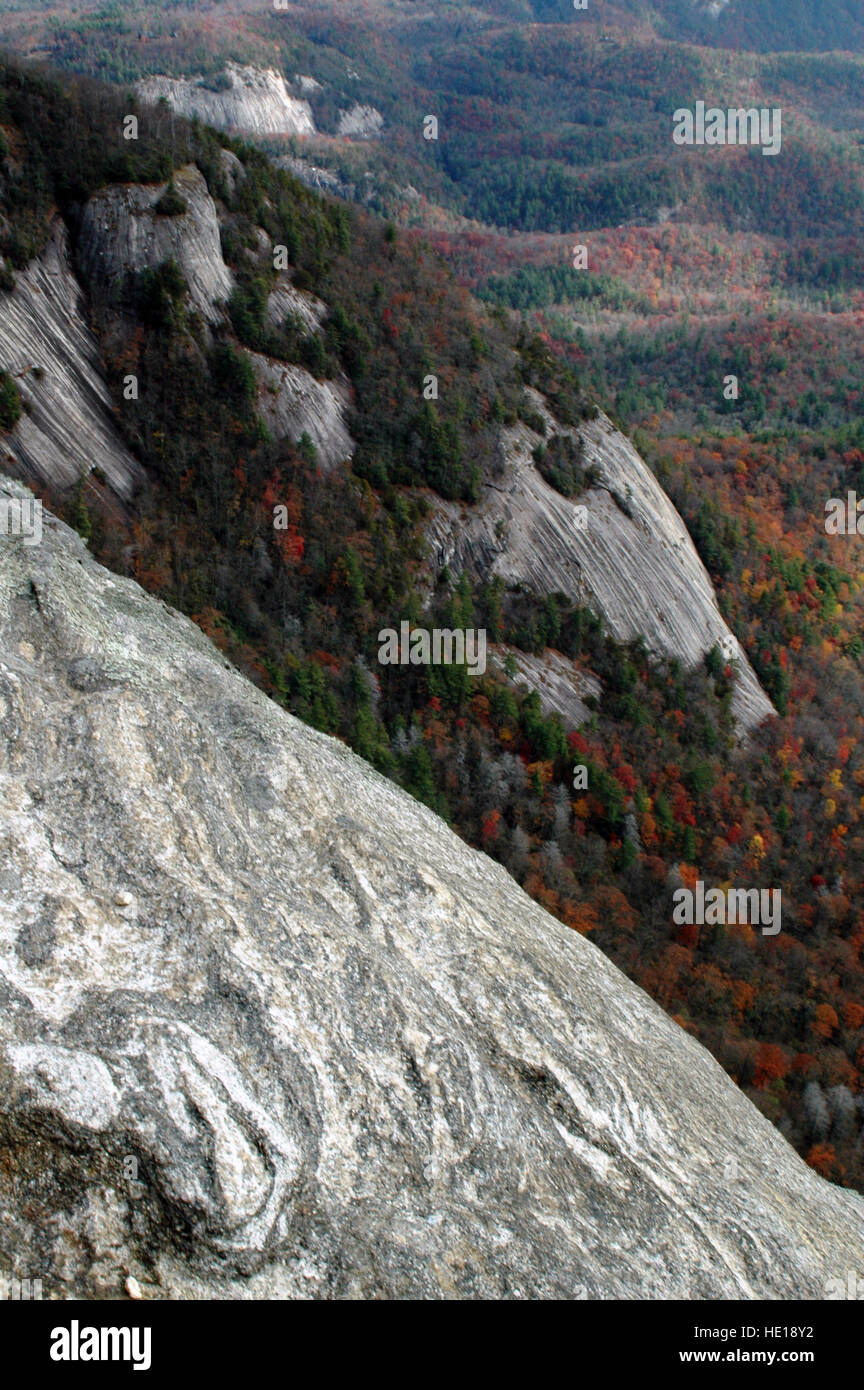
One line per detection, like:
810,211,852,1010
0,221,144,501
78,165,233,325
250,353,354,469
337,104,384,138
429,395,774,734
136,65,315,138
0,478,859,1301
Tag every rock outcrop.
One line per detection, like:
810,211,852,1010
0,477,860,1301
337,104,384,138
219,148,246,199
136,65,315,138
250,353,354,469
2,171,770,741
489,645,601,728
0,221,144,502
78,165,233,326
429,394,774,735
274,155,356,201
266,275,326,336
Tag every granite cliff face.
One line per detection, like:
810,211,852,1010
488,645,601,729
250,354,354,469
0,479,859,1301
337,104,384,138
275,155,356,201
0,221,143,501
136,65,315,138
74,165,354,466
429,393,774,735
266,274,326,337
78,164,233,326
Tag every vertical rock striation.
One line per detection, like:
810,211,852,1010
429,397,774,735
136,65,316,138
0,221,143,500
78,165,233,325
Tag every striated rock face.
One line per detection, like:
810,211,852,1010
489,645,601,729
337,104,384,138
266,275,326,336
1,477,861,1301
219,148,246,199
0,221,144,501
429,395,773,735
136,65,315,138
250,353,354,469
78,165,233,325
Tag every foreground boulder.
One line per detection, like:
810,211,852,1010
0,480,861,1300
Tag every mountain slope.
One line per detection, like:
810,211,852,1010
9,58,862,1194
0,477,861,1300
0,58,766,739
474,0,864,51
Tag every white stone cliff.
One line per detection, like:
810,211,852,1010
428,393,773,734
0,221,143,501
136,64,316,139
78,164,234,326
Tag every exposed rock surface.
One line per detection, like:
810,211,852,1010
337,104,384,138
250,353,354,469
3,173,769,743
219,148,246,199
275,155,356,201
266,275,326,336
1,477,861,1301
78,165,233,325
429,395,773,735
136,65,315,138
490,645,601,729
0,221,143,501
